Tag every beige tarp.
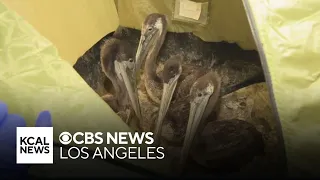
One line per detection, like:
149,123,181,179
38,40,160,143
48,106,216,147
116,0,257,50
2,0,320,176
244,0,320,176
2,0,119,65
0,0,172,174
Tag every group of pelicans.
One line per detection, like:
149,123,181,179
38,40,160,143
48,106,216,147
99,13,265,174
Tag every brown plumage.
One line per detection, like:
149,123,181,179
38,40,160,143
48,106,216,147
176,71,222,167
163,56,208,101
135,14,211,105
99,29,139,123
163,74,265,175
189,119,265,174
155,60,214,144
135,13,264,106
135,13,168,104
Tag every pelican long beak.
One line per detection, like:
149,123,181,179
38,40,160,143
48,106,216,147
135,31,157,74
180,96,211,166
114,61,142,121
154,77,179,144
135,35,146,73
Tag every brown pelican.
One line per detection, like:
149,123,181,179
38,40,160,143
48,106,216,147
178,71,221,167
153,56,208,143
135,14,212,105
135,13,264,105
157,71,265,174
188,119,265,175
134,14,220,144
100,36,142,123
135,13,168,104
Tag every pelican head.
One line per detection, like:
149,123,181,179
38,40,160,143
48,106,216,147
114,41,142,120
154,56,182,144
135,13,168,74
180,72,221,167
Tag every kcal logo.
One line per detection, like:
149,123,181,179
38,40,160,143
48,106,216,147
16,127,53,164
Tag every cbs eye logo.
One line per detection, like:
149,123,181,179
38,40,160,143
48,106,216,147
59,132,72,145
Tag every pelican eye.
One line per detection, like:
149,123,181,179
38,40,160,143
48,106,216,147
129,58,133,63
